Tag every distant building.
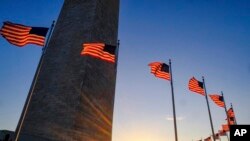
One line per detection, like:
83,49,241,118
0,130,14,141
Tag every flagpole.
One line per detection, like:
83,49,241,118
14,21,55,141
221,91,230,141
115,40,120,70
169,59,178,141
226,132,230,141
221,92,231,129
202,76,216,141
42,21,55,54
230,103,237,125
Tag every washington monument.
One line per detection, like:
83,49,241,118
15,0,119,141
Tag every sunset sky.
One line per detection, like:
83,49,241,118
1,0,250,141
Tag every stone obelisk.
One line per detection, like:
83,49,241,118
16,0,119,141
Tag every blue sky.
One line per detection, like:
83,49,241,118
0,0,250,141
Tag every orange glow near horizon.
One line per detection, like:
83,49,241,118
114,129,163,141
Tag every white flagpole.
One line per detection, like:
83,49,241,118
14,21,55,141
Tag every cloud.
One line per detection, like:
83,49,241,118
166,116,185,121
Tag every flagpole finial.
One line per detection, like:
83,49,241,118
202,76,205,84
169,59,172,64
51,20,55,28
117,39,120,45
51,21,55,28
